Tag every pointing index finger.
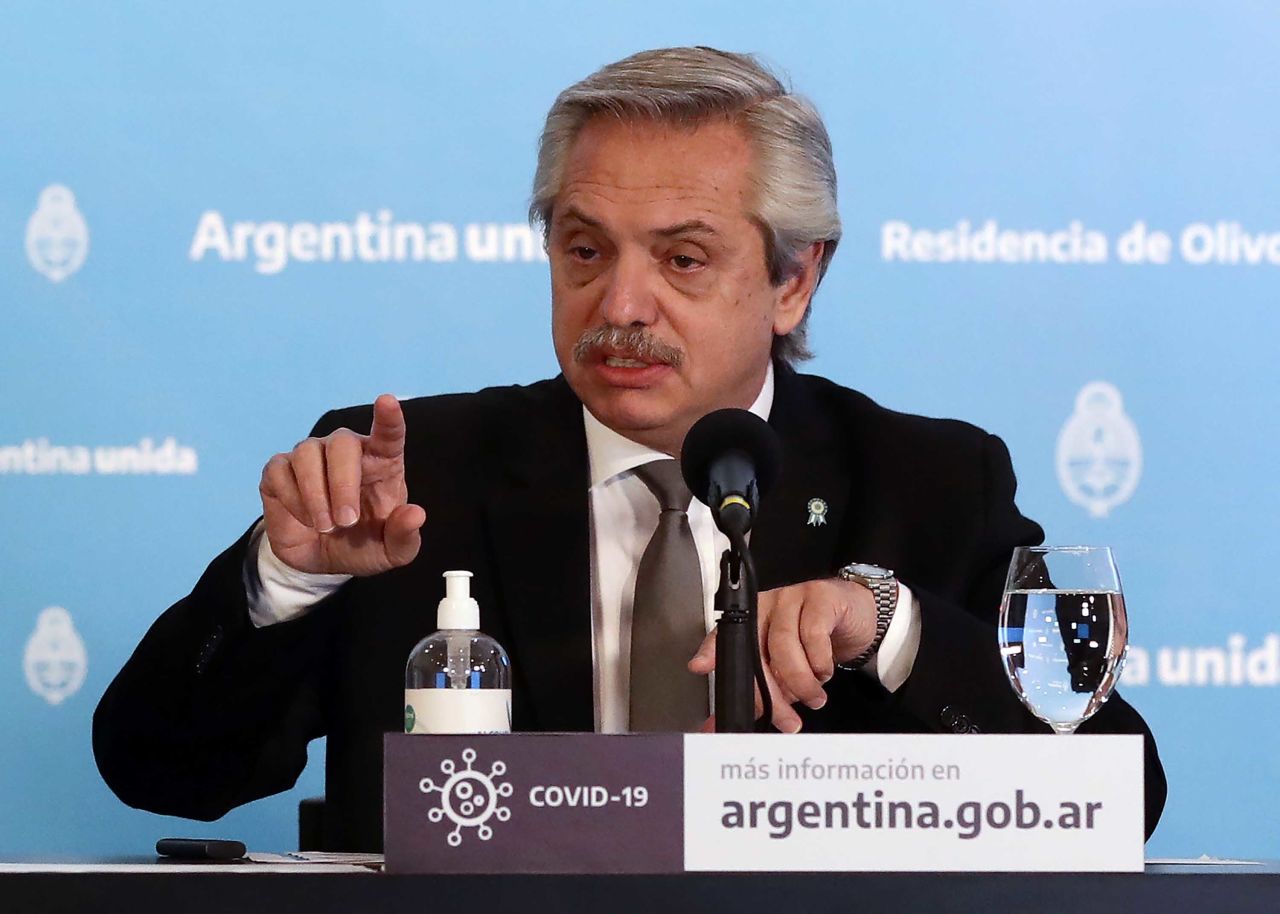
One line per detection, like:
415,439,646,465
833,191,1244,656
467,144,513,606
367,393,406,458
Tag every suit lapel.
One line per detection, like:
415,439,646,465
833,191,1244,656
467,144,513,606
752,365,859,590
484,377,595,732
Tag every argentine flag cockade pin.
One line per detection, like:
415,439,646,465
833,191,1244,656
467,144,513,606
806,498,828,527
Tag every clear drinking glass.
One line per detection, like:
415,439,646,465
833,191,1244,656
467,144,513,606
998,546,1128,734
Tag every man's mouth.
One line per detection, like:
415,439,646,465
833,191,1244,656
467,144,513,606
586,347,675,388
603,355,655,368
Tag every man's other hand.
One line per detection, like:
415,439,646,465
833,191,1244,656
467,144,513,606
688,578,877,733
258,393,426,576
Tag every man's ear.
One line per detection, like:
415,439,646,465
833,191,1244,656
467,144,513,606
772,241,825,336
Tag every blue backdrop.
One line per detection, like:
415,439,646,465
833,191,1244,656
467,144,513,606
3,1,1277,859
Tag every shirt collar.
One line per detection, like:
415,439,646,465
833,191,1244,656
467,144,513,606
584,361,775,489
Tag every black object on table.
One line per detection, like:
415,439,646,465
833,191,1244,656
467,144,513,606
155,838,247,861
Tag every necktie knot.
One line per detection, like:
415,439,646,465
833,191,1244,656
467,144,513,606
633,459,691,513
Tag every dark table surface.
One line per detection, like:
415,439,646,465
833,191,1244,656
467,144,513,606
4,858,1279,914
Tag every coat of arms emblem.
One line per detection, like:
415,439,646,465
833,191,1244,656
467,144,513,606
23,607,88,705
1056,381,1142,518
26,184,89,283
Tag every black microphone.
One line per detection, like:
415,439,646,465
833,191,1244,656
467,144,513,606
680,408,782,538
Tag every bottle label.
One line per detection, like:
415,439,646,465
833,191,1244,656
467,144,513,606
404,688,512,734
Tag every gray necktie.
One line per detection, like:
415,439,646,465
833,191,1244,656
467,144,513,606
629,459,709,731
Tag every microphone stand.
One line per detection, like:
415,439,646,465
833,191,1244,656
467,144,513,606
713,531,772,732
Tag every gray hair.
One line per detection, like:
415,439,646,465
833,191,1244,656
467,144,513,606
530,47,841,365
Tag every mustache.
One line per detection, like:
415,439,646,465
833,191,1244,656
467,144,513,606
572,325,684,367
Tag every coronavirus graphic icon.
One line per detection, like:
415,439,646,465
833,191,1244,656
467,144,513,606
419,748,513,846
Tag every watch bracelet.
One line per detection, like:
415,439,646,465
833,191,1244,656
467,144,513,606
838,577,898,671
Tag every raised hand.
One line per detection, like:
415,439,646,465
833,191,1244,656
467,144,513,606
258,394,426,575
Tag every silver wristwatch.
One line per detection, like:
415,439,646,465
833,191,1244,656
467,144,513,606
836,562,898,671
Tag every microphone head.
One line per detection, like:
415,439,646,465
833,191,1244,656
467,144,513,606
680,408,783,508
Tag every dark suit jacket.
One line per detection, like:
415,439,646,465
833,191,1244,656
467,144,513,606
93,364,1167,850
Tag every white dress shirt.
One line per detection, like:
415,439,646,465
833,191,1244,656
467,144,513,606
245,364,922,731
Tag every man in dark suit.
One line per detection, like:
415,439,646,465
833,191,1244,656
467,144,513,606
93,47,1166,851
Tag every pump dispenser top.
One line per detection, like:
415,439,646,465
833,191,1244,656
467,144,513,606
437,570,480,630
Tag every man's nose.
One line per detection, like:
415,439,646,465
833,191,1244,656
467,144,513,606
598,251,657,327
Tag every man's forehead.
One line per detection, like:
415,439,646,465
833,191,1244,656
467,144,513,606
553,118,755,232
556,204,723,239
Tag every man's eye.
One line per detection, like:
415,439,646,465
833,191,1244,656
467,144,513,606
670,254,702,270
570,246,598,261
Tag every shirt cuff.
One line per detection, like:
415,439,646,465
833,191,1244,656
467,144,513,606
244,520,351,628
862,582,921,693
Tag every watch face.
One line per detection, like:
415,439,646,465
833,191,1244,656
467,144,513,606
844,562,892,579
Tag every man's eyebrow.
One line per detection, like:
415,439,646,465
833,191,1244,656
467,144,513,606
557,207,603,229
653,220,719,238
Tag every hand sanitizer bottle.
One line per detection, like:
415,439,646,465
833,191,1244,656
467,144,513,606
404,571,512,733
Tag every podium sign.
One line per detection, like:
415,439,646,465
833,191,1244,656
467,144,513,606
384,733,1144,874
384,733,683,874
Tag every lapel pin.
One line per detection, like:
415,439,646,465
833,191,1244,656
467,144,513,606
806,498,828,527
